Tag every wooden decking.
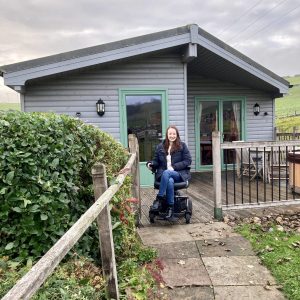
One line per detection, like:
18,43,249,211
190,171,300,206
140,172,300,226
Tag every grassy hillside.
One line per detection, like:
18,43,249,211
284,74,300,85
275,75,300,131
0,103,21,111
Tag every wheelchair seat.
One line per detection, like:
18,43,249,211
154,180,189,191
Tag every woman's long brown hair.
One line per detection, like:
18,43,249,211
164,125,181,153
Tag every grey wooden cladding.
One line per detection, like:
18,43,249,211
24,53,186,141
2,147,139,300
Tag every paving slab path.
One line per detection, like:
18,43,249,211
137,222,285,300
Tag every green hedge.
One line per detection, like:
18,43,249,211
0,111,128,262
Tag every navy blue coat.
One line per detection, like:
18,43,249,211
151,141,192,182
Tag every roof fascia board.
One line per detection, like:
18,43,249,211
3,33,190,86
195,35,288,94
189,24,198,43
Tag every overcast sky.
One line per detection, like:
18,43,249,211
1,0,300,102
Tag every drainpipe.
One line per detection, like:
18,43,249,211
10,85,24,111
184,62,188,144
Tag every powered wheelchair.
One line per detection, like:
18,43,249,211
148,177,193,224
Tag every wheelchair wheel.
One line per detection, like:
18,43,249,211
185,212,191,224
187,198,193,214
185,198,192,224
149,212,155,223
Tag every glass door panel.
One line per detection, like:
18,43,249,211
125,95,162,186
199,101,218,166
197,98,243,170
223,101,241,164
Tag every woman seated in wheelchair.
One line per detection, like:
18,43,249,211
146,125,192,221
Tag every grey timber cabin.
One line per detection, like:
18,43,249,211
0,24,290,186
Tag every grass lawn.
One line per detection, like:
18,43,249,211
276,116,300,132
285,75,300,86
276,75,300,131
276,85,300,117
0,103,21,111
236,224,300,300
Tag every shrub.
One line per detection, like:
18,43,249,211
0,111,128,262
0,111,161,299
0,256,106,299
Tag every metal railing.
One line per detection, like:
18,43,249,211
212,132,300,218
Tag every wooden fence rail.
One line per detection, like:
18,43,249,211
275,126,300,141
2,134,140,300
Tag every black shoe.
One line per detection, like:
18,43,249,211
156,195,165,201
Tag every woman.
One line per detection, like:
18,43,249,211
147,125,192,220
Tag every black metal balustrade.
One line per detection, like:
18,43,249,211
220,141,300,209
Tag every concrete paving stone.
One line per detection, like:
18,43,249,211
196,236,255,257
161,257,212,287
202,256,276,286
137,225,194,245
151,241,200,259
214,285,285,300
184,222,239,240
163,286,215,300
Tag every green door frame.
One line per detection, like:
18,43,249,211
195,96,246,171
119,88,169,186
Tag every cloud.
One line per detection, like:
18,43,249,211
269,35,298,48
0,0,299,78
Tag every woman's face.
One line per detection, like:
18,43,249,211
167,128,177,142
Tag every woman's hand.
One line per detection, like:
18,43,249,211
146,162,153,171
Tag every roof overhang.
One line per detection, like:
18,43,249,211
0,24,289,95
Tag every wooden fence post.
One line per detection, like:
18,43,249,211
128,134,141,226
293,126,296,139
274,127,277,141
212,131,223,221
92,163,119,300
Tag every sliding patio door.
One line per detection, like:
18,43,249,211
195,97,245,170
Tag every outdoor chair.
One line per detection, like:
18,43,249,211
267,147,289,182
235,147,263,181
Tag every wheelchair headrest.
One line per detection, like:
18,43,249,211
154,180,189,190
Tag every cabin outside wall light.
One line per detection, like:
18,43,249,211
253,103,260,116
96,99,105,116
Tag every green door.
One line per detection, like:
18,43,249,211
120,89,168,186
195,97,245,170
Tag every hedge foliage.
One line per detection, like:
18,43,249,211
0,111,128,262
